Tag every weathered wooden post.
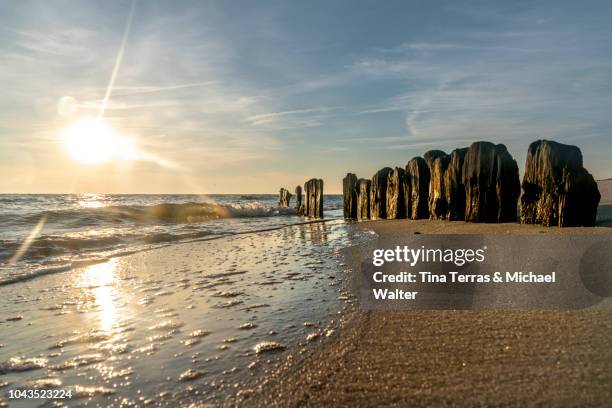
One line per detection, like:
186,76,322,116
304,178,324,218
343,173,358,219
520,140,600,227
406,157,430,219
295,185,303,215
462,141,520,223
278,188,292,207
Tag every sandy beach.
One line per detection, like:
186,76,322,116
248,309,612,407
3,1,612,406
2,213,611,407
245,220,612,407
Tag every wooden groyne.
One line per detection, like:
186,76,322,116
343,140,600,227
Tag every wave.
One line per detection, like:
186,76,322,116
0,229,227,263
0,200,321,266
0,197,341,282
0,218,337,286
1,201,297,227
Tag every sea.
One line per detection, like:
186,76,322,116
0,194,373,407
0,194,345,286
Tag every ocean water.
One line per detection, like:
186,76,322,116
0,194,373,406
0,194,343,285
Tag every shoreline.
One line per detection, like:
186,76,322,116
0,218,358,407
0,217,341,287
244,220,612,407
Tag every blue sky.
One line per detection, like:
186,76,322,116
1,0,611,193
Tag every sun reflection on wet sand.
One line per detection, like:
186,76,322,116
79,259,118,331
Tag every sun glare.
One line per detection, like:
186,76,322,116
62,118,137,164
79,259,119,331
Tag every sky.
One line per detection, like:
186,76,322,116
1,0,611,194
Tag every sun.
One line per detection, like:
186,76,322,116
61,118,136,164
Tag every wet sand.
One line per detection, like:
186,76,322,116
247,220,612,407
361,218,612,235
0,221,368,407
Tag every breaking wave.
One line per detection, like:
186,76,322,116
1,202,297,227
0,195,344,286
0,202,298,263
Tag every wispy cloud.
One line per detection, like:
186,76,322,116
245,107,336,129
108,81,218,97
2,26,98,58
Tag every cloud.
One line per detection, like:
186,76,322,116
347,20,612,149
2,26,98,58
245,107,336,129
104,81,219,97
381,41,540,54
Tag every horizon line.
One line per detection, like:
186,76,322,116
0,192,345,195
